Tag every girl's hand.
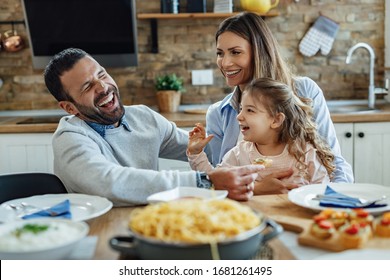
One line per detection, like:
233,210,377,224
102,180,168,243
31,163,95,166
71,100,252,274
187,123,214,155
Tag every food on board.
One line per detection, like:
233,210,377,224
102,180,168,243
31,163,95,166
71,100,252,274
315,208,349,229
306,208,390,249
349,208,374,228
374,212,390,237
309,218,335,239
339,222,371,249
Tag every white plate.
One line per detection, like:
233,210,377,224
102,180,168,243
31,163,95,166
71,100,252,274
288,183,390,215
314,249,390,260
147,187,228,203
1,193,113,222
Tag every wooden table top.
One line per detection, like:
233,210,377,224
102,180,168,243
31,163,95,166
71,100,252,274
87,194,315,260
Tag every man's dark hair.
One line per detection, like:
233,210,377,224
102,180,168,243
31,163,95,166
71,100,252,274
44,48,88,102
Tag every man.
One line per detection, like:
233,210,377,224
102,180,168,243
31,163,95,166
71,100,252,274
44,48,263,206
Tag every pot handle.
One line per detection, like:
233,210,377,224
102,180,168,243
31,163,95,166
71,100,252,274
262,219,283,243
109,236,138,258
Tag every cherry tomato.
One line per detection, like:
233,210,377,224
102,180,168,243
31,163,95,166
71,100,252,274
345,224,359,235
353,208,369,218
318,220,333,229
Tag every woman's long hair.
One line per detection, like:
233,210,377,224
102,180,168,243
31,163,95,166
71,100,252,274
244,78,335,178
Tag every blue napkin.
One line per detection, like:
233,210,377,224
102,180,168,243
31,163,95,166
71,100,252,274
319,185,387,208
22,199,72,220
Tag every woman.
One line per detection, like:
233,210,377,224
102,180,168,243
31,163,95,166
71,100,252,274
206,12,353,194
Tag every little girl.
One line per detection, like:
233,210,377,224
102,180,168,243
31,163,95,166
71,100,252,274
187,78,335,191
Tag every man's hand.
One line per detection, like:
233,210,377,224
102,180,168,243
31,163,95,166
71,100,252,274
207,165,264,201
253,169,299,195
187,123,214,155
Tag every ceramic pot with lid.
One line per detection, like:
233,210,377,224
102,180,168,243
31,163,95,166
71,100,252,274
109,218,283,260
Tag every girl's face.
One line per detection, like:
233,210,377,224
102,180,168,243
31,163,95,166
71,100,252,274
236,93,280,144
216,31,253,90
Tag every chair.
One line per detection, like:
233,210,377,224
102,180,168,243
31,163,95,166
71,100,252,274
0,172,67,204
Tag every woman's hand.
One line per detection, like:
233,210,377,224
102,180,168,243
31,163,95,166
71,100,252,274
208,165,264,201
187,123,214,155
253,169,299,195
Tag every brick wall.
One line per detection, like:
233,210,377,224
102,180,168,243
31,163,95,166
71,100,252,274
0,0,385,110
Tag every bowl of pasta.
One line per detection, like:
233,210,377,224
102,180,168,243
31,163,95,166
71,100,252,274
109,199,282,259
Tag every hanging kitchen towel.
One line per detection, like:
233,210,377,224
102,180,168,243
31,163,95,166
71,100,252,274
299,15,339,57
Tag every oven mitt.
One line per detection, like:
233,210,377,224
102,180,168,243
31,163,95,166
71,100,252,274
299,15,339,57
22,199,72,219
319,185,387,209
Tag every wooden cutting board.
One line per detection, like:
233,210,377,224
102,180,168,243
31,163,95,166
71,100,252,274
269,214,390,252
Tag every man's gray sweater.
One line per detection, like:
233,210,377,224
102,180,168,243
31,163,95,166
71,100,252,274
52,105,197,206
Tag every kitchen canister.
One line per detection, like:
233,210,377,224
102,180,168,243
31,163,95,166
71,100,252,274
161,0,180,14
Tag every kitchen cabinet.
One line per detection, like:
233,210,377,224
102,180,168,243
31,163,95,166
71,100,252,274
0,133,54,173
334,122,390,186
0,131,192,173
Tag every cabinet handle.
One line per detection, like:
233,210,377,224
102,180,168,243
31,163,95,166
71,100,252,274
345,132,352,138
358,132,365,138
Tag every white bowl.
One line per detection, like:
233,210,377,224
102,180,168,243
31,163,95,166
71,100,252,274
146,187,228,203
0,218,89,260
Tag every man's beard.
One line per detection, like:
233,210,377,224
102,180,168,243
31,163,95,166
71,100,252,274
72,88,125,125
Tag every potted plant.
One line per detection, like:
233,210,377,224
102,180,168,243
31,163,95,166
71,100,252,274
155,74,184,113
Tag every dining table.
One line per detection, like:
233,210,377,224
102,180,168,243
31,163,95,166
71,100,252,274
87,194,318,260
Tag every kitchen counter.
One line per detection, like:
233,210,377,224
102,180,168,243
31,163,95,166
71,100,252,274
0,109,207,133
329,101,390,123
1,102,390,133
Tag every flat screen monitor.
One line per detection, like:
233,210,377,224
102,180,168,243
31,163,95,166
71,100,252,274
22,0,138,69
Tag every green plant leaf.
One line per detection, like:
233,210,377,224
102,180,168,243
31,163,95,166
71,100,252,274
155,74,184,91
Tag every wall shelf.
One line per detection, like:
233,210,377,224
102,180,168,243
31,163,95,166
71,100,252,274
0,20,25,26
137,11,280,53
137,11,280,19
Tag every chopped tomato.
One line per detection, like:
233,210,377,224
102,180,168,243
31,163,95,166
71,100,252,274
359,222,368,228
353,208,369,218
318,220,333,229
314,214,327,223
381,218,390,226
345,224,359,235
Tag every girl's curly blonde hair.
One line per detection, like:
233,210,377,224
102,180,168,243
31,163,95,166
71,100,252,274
244,78,335,178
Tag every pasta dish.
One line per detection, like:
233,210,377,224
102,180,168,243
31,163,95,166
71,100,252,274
129,199,261,244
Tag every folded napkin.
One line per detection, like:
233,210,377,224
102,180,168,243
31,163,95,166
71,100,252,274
319,185,387,209
22,199,72,220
